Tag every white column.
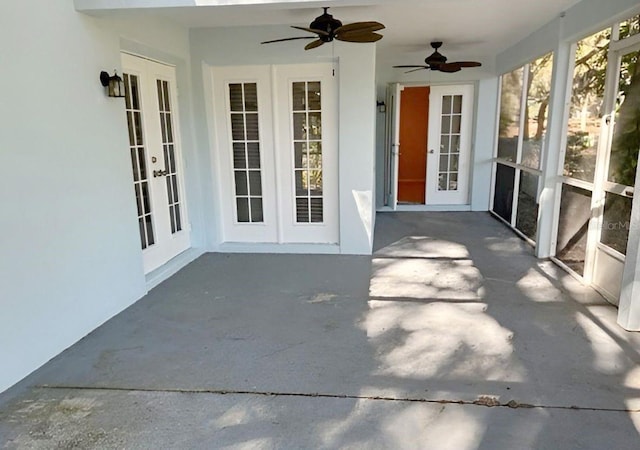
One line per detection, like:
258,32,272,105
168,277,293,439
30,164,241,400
336,43,377,255
470,78,499,211
535,38,572,258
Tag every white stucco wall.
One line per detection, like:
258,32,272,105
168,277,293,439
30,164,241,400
0,2,194,393
190,26,378,255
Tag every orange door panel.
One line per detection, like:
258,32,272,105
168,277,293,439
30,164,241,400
398,86,429,204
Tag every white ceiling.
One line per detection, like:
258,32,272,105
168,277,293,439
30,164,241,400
79,0,583,68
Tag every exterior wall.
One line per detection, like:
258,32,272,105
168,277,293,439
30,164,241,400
190,26,377,255
0,2,196,392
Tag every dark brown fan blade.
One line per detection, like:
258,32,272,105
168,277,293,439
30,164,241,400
305,39,325,50
450,61,482,68
335,21,385,34
261,36,317,44
393,65,429,69
437,63,462,73
291,26,329,36
404,67,428,74
335,32,383,43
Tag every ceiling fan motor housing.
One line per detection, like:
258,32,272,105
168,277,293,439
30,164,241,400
425,42,447,67
310,8,343,41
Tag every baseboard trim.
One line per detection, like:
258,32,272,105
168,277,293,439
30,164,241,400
145,248,206,290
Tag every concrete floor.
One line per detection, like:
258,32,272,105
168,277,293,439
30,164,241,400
2,212,640,449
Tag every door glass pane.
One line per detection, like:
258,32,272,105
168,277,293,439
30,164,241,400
308,142,322,168
246,143,261,169
556,184,591,276
492,163,515,222
292,81,324,223
564,29,610,182
236,198,250,223
293,113,307,140
307,82,321,110
124,72,154,249
233,143,246,169
243,84,258,112
437,95,461,191
157,79,183,233
601,192,632,255
229,84,243,111
296,198,309,222
228,82,263,223
497,67,523,161
515,171,539,241
607,49,640,187
310,198,323,222
245,114,259,141
522,53,553,169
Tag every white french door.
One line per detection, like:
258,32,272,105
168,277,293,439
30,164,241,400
122,53,190,273
426,84,474,205
211,63,338,244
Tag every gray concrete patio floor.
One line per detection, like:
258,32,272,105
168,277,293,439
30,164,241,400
2,212,640,449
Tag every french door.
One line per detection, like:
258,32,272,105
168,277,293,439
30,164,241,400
211,63,338,244
426,85,474,204
122,53,190,273
385,83,474,207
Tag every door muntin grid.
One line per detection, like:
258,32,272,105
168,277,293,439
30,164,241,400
438,94,463,191
292,81,323,223
229,83,264,223
124,73,155,249
156,79,183,234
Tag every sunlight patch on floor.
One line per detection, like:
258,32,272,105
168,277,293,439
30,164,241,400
574,310,638,377
363,300,526,382
515,268,565,302
370,258,483,300
374,236,470,259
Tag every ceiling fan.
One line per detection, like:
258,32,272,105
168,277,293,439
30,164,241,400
393,42,482,73
261,7,385,50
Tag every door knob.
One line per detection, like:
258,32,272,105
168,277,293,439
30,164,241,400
429,149,435,154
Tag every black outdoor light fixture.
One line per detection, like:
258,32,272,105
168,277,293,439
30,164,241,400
100,70,125,98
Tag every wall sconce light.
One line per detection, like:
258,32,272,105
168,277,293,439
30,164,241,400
376,101,386,113
100,70,125,98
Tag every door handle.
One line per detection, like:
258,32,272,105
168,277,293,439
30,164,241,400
153,169,168,177
429,149,435,154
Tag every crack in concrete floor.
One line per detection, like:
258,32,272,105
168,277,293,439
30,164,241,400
36,385,640,413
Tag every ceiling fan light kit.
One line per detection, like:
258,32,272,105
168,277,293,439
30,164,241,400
261,7,385,50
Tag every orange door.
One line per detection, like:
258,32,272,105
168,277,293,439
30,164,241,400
398,86,429,204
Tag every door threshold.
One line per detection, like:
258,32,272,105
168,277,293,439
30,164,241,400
378,204,471,212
